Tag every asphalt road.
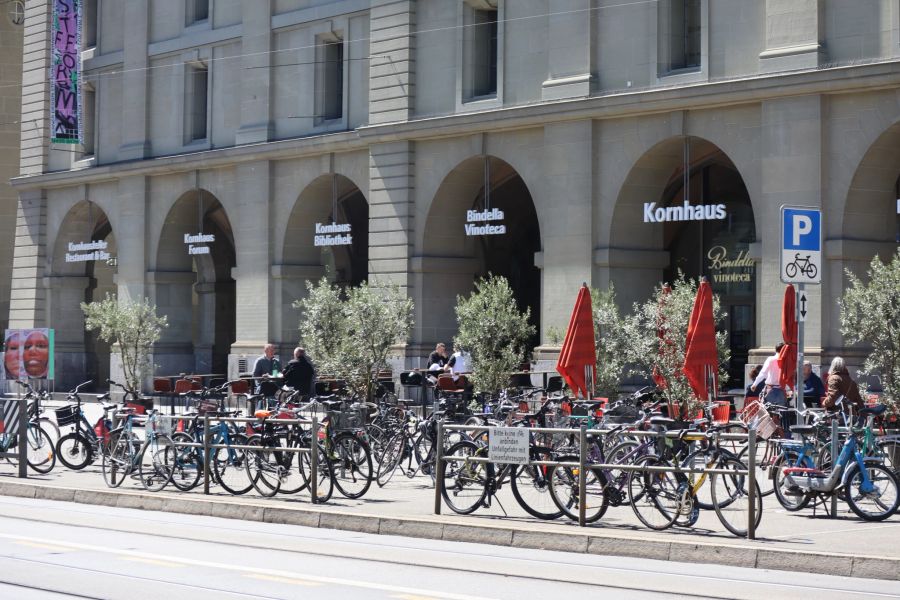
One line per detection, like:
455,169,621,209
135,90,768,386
0,496,899,600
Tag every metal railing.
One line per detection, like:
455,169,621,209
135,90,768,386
433,421,759,539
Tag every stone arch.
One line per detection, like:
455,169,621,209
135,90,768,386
47,200,117,390
153,189,236,376
414,155,542,350
276,174,369,347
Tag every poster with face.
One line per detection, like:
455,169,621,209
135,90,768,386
3,329,54,380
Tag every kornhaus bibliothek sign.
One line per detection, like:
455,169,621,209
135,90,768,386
314,222,352,246
643,201,727,223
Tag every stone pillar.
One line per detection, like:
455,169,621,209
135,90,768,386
753,95,824,366
272,264,326,351
542,0,593,100
193,281,215,373
368,142,414,289
368,0,415,124
236,0,273,144
115,175,147,301
44,275,88,389
539,121,594,341
118,0,151,160
759,0,825,72
8,190,47,328
146,270,195,375
230,161,272,359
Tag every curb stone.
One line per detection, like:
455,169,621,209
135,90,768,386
1,479,897,582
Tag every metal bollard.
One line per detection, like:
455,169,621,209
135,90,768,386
17,398,27,479
434,419,444,515
830,418,839,516
202,414,211,495
310,417,318,504
747,426,757,540
578,425,587,527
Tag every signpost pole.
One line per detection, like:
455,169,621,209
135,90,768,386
796,284,805,419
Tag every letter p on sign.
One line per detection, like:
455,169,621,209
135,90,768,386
781,206,822,284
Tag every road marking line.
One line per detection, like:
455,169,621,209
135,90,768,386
245,573,321,587
14,540,74,552
0,532,495,600
121,556,185,568
393,594,444,600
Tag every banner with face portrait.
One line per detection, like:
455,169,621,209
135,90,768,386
3,329,55,380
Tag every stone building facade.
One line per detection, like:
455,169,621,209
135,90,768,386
7,0,900,390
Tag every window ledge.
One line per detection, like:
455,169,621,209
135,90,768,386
656,67,706,86
182,138,211,152
73,155,96,169
460,95,502,111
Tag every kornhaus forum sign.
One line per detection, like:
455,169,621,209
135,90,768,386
50,0,82,144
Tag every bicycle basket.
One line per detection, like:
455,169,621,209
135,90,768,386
194,398,220,415
739,400,777,439
55,404,78,427
327,404,366,432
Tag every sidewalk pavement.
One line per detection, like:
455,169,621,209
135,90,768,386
2,456,899,581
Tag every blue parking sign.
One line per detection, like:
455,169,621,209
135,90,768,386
781,206,822,284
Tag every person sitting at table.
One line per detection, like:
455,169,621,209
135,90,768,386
253,343,282,397
283,346,315,398
802,361,825,408
426,343,449,382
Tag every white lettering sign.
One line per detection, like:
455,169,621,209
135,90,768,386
314,222,353,247
488,427,529,465
642,201,727,223
184,232,215,255
65,240,110,263
465,208,506,236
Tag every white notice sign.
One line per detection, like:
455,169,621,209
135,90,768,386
488,427,529,465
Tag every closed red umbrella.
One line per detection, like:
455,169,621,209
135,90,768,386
779,284,798,390
683,280,718,403
556,284,596,399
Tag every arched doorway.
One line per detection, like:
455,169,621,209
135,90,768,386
418,156,541,350
611,137,757,384
49,201,117,390
278,174,369,346
156,190,235,376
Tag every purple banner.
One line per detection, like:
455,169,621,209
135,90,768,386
50,0,81,144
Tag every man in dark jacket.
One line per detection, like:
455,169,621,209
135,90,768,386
283,347,315,397
802,361,825,408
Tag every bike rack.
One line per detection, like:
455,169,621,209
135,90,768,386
0,398,29,479
434,421,759,540
157,414,323,503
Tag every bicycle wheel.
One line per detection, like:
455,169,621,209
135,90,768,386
245,435,282,497
510,446,565,520
214,433,253,495
628,455,681,531
367,425,389,466
738,438,776,497
844,462,900,521
376,430,406,487
806,263,818,279
102,432,132,488
298,442,334,503
786,262,798,278
441,440,489,515
55,433,93,470
170,432,202,491
772,450,812,511
25,424,55,474
330,432,373,499
875,438,900,476
277,432,309,495
682,449,715,511
139,435,175,492
710,456,763,537
546,456,608,523
414,431,435,479
35,418,60,449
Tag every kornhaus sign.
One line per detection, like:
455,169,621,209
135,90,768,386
465,208,506,236
185,233,214,255
314,222,352,246
65,240,109,263
643,201,727,223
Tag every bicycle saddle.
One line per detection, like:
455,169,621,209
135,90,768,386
789,425,816,435
649,416,675,427
322,400,343,410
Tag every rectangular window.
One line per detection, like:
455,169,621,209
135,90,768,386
669,0,701,71
82,87,95,156
316,38,344,121
463,4,498,100
186,0,209,25
83,0,97,48
185,64,208,142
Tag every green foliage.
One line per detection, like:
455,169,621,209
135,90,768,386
545,325,564,346
295,278,413,400
840,251,900,411
591,284,629,400
81,295,168,392
623,273,729,416
455,275,535,395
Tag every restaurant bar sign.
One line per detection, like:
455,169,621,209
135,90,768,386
185,233,214,255
65,240,109,263
643,201,726,223
314,222,352,246
50,0,82,144
465,208,506,236
707,245,754,283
